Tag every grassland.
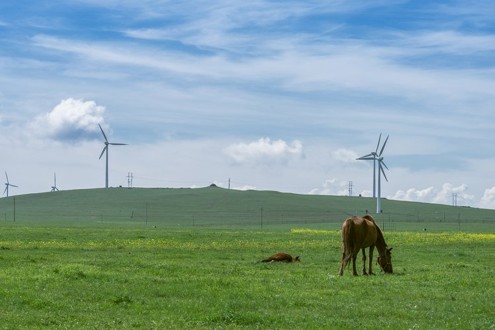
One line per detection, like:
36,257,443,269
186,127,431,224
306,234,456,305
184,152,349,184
1,186,494,231
0,225,494,329
0,188,494,328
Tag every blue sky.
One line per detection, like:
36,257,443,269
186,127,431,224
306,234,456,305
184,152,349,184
1,0,495,209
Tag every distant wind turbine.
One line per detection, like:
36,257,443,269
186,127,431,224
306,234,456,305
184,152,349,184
4,171,18,197
51,173,59,192
98,124,127,188
357,134,390,213
357,133,388,198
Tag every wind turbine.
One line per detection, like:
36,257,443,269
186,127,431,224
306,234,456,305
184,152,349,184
357,134,388,198
98,124,127,188
4,171,18,197
51,173,59,192
357,134,390,213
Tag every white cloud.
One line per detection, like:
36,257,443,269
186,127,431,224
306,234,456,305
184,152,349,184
309,178,350,196
479,187,495,209
391,183,475,206
30,98,106,142
392,186,436,203
224,138,303,165
332,148,359,163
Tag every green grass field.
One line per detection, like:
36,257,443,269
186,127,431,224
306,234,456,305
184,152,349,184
0,188,494,328
1,186,494,231
0,225,494,329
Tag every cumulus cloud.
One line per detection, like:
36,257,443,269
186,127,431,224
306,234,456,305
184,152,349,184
392,186,436,203
391,183,475,206
309,178,350,196
479,187,495,209
224,137,303,165
31,98,106,142
332,148,359,163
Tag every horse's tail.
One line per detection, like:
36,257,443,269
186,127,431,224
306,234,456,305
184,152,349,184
342,219,354,269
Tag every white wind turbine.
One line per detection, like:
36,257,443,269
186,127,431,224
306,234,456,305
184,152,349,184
357,134,389,213
51,173,59,192
4,171,18,197
98,124,127,188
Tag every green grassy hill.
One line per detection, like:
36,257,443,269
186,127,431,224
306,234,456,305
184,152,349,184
0,186,494,231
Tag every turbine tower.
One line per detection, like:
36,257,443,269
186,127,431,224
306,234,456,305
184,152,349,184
4,171,18,197
51,173,59,192
376,154,389,213
357,133,389,198
98,124,127,188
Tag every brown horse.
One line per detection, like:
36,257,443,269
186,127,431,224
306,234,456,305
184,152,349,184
261,252,300,263
338,215,393,276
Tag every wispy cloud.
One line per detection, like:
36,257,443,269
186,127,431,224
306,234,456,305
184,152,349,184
1,0,495,208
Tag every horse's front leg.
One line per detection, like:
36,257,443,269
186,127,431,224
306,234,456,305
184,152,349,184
368,246,375,275
361,248,368,275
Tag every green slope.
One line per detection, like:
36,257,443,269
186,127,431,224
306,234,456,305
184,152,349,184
0,186,494,231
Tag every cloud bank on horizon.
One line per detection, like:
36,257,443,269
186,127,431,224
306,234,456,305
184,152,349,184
1,1,495,209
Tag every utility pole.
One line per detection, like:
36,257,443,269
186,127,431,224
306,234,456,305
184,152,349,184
452,193,458,207
127,172,133,188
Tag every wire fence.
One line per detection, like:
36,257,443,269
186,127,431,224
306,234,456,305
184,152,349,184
2,200,494,232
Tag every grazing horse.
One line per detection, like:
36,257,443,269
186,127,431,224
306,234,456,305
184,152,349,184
261,252,300,263
338,215,393,276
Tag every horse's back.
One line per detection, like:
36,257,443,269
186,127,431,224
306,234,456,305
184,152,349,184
342,215,377,248
261,252,299,262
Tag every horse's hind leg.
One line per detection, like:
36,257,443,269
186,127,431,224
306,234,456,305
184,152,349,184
339,260,345,276
361,248,368,275
352,254,358,276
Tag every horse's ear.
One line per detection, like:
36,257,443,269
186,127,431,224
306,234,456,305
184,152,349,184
295,256,301,261
388,247,393,253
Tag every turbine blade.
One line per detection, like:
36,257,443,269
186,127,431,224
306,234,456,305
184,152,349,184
3,186,7,195
5,171,8,183
379,163,388,182
99,124,108,143
379,135,389,156
375,133,382,153
99,146,107,159
10,184,18,188
109,143,127,146
357,153,375,160
380,159,389,170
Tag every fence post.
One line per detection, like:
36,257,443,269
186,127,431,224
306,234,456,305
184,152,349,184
145,203,148,225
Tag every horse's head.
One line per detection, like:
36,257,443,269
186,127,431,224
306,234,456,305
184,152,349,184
378,247,393,273
294,256,301,262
